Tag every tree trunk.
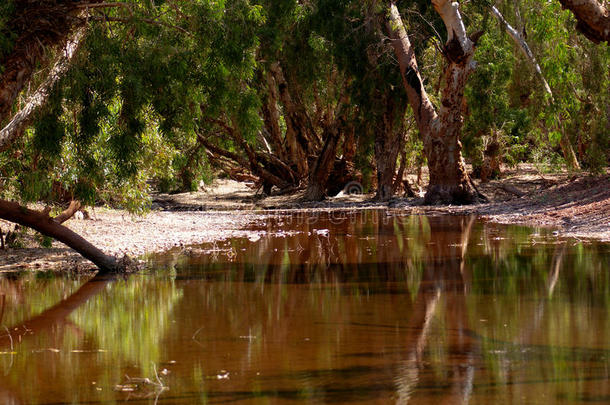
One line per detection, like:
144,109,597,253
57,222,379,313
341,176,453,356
558,121,581,170
480,134,501,182
558,0,610,43
303,119,343,201
260,71,287,160
269,63,313,180
0,199,119,272
0,27,85,152
375,96,407,201
393,148,408,193
386,2,483,205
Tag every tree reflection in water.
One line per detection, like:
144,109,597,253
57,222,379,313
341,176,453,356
0,211,608,404
0,271,182,404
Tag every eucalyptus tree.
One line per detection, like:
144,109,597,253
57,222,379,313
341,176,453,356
0,0,123,271
502,0,609,170
386,1,486,204
0,0,266,271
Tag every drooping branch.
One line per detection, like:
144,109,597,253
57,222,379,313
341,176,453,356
0,1,105,124
197,134,249,167
490,6,579,170
229,124,291,190
558,0,610,43
198,122,291,191
0,27,86,152
0,199,119,272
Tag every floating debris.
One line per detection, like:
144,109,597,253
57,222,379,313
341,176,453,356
206,370,230,380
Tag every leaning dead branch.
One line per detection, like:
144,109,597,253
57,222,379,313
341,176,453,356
0,199,122,272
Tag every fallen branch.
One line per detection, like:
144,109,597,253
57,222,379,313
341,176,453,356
0,199,120,272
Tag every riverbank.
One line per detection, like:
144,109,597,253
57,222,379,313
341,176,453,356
0,210,261,273
1,165,608,272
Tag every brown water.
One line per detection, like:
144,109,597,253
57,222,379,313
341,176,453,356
0,211,609,404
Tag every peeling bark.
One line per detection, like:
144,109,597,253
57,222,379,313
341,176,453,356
387,2,483,205
559,0,610,43
0,2,103,124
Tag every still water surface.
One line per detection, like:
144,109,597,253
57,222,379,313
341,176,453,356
0,211,609,404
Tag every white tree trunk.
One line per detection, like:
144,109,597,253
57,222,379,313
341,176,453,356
491,5,580,170
490,6,553,98
432,0,473,54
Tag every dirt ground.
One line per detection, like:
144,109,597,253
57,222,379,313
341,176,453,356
1,164,608,272
0,210,261,273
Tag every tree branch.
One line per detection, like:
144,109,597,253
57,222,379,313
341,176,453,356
0,27,86,152
0,199,119,272
490,5,553,99
54,200,82,224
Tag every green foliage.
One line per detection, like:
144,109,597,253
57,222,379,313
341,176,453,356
0,0,15,69
0,0,608,212
463,0,609,174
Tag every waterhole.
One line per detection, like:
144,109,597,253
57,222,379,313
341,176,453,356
0,210,608,404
